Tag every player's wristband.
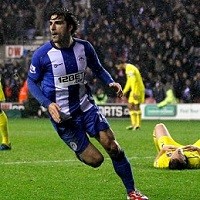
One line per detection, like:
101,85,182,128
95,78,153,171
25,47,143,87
109,82,114,87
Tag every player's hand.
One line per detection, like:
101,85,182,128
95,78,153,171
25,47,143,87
162,145,177,151
48,102,61,123
133,93,139,100
182,145,198,151
109,82,123,98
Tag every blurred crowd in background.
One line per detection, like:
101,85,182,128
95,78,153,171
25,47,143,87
0,0,199,105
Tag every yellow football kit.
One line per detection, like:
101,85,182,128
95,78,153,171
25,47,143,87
123,64,145,129
0,80,11,150
154,136,200,169
123,64,145,104
185,139,200,169
0,81,5,101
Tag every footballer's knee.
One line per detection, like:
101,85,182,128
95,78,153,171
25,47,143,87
154,123,169,138
106,141,124,161
110,148,125,161
155,123,165,128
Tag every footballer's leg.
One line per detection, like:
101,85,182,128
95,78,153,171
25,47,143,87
83,107,136,194
132,104,141,131
154,123,182,148
54,115,104,168
0,84,11,150
0,110,11,150
97,128,148,199
126,103,135,130
97,128,135,193
154,123,171,138
78,142,104,168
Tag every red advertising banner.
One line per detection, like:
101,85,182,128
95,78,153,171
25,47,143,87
5,45,24,58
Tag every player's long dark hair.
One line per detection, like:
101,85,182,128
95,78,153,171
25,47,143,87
48,7,79,35
169,156,189,170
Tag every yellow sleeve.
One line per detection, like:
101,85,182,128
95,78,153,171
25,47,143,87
157,136,182,149
184,151,200,169
157,89,177,108
154,153,170,168
123,64,144,95
123,76,132,94
133,68,145,94
154,136,182,168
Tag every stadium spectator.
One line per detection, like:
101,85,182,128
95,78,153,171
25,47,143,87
153,123,200,169
0,18,5,45
157,80,178,108
93,87,108,105
18,80,28,104
4,79,13,102
152,81,166,103
190,72,200,103
27,7,148,200
29,0,47,37
181,78,192,103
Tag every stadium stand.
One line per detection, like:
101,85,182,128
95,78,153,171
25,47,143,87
0,0,199,104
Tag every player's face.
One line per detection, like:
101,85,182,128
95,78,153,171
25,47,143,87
171,148,186,163
49,15,72,46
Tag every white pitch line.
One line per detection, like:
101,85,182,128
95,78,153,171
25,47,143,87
0,156,153,165
0,159,78,165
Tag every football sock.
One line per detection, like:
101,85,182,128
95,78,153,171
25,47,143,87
129,110,135,127
135,110,141,128
0,111,10,145
111,151,135,193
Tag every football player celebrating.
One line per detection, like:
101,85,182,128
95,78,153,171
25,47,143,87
27,7,148,200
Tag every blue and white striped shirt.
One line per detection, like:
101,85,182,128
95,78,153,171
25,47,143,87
27,38,114,118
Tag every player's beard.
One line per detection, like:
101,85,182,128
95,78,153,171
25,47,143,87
51,33,70,48
51,34,61,43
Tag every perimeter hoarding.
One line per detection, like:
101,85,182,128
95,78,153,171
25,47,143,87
2,102,200,120
98,103,200,120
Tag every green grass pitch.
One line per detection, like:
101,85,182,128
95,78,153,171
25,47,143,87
1,118,199,200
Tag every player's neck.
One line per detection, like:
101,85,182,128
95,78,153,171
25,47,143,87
54,37,73,48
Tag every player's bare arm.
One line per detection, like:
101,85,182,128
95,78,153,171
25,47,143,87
162,145,178,151
155,145,178,162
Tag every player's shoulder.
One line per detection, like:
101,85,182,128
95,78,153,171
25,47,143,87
33,41,53,58
74,38,93,49
74,38,90,45
126,63,137,73
129,64,138,70
73,38,96,56
126,63,135,69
